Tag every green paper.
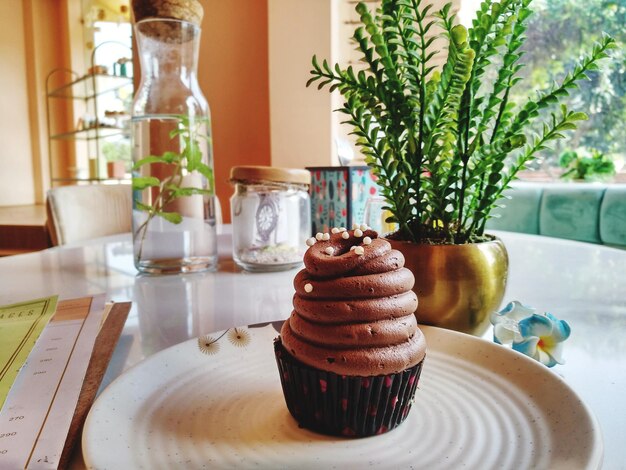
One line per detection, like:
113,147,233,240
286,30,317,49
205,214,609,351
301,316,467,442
0,296,58,410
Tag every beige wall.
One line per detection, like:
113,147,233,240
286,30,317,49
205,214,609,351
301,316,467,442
0,1,35,206
2,1,356,209
268,0,333,169
25,0,76,200
0,0,271,212
0,0,75,207
198,1,271,222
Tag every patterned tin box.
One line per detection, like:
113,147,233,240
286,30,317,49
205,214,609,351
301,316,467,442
307,166,380,235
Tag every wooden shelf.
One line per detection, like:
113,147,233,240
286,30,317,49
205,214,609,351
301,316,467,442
51,177,130,184
46,44,133,188
47,73,132,100
50,127,129,141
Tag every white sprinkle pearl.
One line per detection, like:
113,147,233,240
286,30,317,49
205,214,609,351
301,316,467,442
315,232,324,241
352,223,360,229
306,237,317,247
341,231,350,239
325,246,334,255
322,233,331,241
354,246,365,255
363,236,372,245
360,224,369,231
354,229,363,237
339,227,347,232
331,227,340,234
304,283,313,293
350,246,356,251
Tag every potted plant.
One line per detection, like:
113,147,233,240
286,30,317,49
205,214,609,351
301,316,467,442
558,148,616,182
102,140,131,179
308,0,616,333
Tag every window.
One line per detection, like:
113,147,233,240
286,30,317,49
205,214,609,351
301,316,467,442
514,0,624,180
461,0,625,181
333,0,625,182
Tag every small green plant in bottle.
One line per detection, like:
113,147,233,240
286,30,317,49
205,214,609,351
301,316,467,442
132,115,214,262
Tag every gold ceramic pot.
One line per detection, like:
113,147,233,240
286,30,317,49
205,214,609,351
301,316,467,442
387,237,508,335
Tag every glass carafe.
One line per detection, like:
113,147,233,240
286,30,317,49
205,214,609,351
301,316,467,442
132,19,218,274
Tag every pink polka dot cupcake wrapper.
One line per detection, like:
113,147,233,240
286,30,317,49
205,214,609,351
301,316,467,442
274,338,425,437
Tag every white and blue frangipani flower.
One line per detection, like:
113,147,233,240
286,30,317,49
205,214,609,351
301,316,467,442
490,301,535,345
491,301,571,368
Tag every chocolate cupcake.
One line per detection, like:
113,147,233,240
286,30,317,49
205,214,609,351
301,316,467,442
274,226,426,436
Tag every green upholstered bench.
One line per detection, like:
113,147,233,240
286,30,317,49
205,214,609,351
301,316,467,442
540,187,604,243
600,186,626,247
488,185,542,234
486,182,626,247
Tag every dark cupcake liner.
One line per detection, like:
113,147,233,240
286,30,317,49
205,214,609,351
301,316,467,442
274,337,424,437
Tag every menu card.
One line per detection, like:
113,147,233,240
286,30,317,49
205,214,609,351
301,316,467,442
0,295,121,469
0,296,58,410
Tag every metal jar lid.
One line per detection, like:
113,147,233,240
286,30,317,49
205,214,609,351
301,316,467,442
230,166,311,186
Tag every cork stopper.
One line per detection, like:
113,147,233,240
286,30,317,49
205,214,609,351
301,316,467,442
132,0,204,26
132,0,203,43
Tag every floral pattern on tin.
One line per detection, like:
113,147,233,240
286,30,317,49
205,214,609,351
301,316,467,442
309,167,379,234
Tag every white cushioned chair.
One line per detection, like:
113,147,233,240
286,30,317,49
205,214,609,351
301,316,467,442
46,184,132,246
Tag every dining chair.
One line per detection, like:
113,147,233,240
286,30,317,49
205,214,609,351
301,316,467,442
46,184,132,246
46,185,223,246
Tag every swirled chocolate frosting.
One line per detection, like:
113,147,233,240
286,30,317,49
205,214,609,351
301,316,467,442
280,228,426,376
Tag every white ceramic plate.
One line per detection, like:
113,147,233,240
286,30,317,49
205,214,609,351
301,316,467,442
83,324,602,469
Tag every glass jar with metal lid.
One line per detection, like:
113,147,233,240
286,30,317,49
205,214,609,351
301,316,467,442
230,166,311,271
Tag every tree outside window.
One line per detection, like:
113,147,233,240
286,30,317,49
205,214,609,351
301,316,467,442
506,0,625,180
